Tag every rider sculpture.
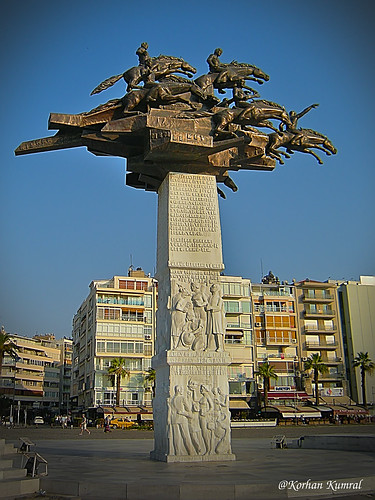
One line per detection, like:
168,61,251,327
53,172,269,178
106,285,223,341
280,103,319,146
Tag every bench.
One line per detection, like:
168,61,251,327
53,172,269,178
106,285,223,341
271,435,287,449
22,452,48,477
18,437,36,453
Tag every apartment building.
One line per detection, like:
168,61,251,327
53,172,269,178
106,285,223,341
294,279,348,398
55,337,73,412
252,273,302,405
220,275,256,410
1,334,61,409
71,269,157,410
338,276,375,405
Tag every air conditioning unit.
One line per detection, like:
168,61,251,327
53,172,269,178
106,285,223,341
144,335,152,340
337,357,343,362
302,357,308,362
291,339,297,343
255,322,262,327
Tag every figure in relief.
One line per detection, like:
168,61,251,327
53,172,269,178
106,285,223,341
169,385,195,455
212,387,230,454
170,286,193,349
180,317,205,351
187,380,204,454
198,385,215,454
206,284,226,352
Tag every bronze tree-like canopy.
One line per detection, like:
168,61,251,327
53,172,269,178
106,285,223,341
15,44,336,197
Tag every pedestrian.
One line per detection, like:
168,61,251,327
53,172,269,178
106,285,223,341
104,415,111,433
79,414,91,435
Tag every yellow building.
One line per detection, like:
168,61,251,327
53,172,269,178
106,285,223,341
294,279,348,399
252,278,303,405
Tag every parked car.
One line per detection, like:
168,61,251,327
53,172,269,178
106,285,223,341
109,417,134,429
34,416,44,425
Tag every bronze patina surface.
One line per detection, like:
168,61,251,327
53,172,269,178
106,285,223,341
15,44,336,197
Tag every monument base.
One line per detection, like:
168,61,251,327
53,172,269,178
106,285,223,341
152,172,235,463
151,350,235,463
150,450,236,463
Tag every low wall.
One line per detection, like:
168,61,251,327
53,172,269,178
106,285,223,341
300,434,375,452
231,419,277,428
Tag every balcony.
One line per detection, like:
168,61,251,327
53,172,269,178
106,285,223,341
266,334,297,346
304,325,336,334
319,372,345,381
303,293,334,303
305,341,338,349
324,357,344,365
265,306,294,314
263,290,293,297
304,307,335,318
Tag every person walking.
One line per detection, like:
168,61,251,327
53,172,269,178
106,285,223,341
104,415,111,433
79,414,91,436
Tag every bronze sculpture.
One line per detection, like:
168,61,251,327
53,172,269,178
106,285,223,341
15,44,336,194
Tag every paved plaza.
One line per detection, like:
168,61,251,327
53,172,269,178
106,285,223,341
1,424,375,499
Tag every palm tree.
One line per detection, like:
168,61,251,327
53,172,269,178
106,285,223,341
256,361,278,408
107,357,130,407
353,352,375,408
304,354,328,406
144,368,156,398
0,327,20,377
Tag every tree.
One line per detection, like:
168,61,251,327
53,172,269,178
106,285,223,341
144,368,156,398
107,357,130,407
353,352,375,408
304,354,328,406
0,327,20,377
256,361,278,408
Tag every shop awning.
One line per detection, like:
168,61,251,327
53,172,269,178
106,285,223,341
266,405,322,419
330,405,369,416
140,413,153,420
229,400,250,410
267,391,310,400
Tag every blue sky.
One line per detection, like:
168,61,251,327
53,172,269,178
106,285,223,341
1,0,374,338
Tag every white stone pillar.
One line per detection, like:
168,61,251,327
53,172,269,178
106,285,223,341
150,172,235,463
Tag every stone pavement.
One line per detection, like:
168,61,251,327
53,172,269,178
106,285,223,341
1,426,375,500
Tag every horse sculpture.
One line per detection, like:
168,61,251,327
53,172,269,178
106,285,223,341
122,79,209,112
91,55,197,95
213,100,292,137
195,64,269,99
266,129,337,164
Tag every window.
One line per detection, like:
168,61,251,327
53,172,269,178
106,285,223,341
144,343,152,356
144,310,152,324
97,308,121,320
241,301,251,313
222,283,243,296
224,301,240,313
107,342,121,353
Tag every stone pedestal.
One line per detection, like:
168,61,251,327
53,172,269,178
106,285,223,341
150,172,235,462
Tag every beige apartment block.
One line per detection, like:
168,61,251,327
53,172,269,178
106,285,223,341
71,269,157,411
55,337,73,412
338,276,375,405
220,275,256,411
1,334,61,409
252,281,302,404
294,280,348,399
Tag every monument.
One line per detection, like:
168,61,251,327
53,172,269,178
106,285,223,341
15,44,336,462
